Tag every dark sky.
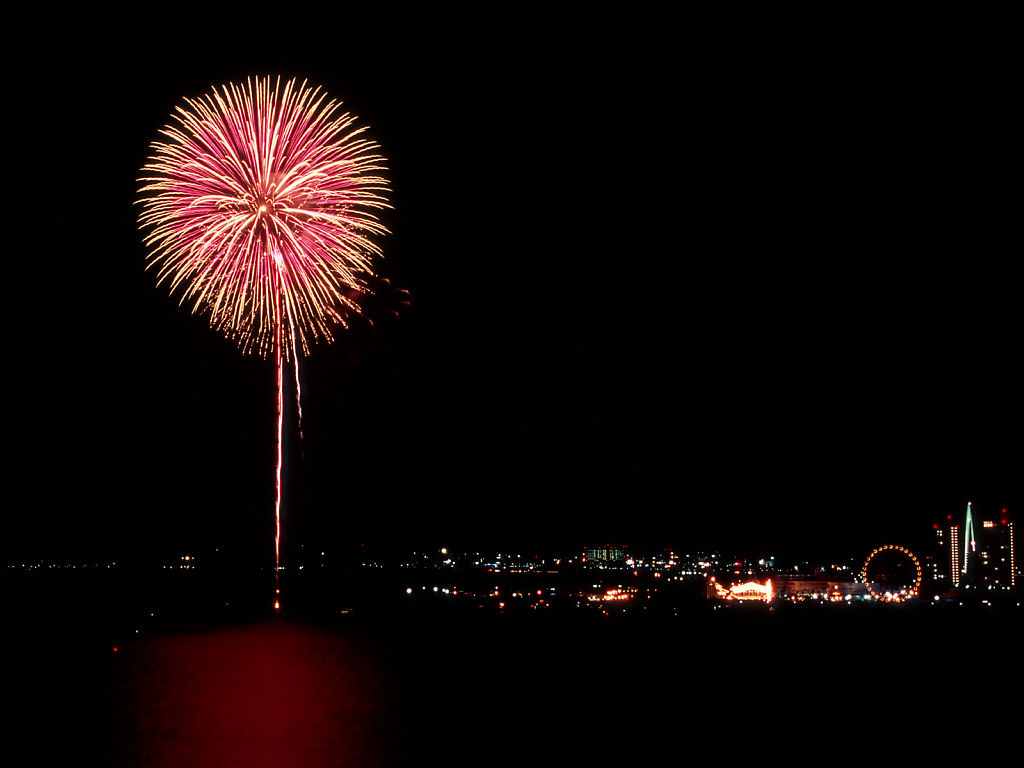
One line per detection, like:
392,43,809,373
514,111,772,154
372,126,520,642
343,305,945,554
2,11,1020,562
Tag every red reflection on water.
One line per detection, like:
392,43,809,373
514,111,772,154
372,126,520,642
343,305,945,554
114,621,395,767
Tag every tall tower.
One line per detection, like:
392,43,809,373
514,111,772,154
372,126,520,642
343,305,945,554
932,511,963,588
938,512,963,588
962,501,976,582
1006,510,1017,589
1005,509,1017,589
949,523,961,587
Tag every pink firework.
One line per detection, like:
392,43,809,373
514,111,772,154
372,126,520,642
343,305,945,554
137,76,391,603
138,76,390,355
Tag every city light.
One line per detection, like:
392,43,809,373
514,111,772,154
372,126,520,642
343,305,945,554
710,579,774,603
861,545,922,602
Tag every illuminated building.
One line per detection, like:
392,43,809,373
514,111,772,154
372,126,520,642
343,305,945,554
930,524,950,584
583,545,626,565
933,513,961,588
949,523,961,587
966,507,1016,591
938,503,1017,591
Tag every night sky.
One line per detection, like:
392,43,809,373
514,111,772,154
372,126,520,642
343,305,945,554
3,12,1020,562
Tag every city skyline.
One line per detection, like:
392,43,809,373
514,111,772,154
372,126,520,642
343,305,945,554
8,498,1016,590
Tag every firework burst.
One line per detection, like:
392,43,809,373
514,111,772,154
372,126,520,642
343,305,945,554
137,76,391,601
138,75,391,356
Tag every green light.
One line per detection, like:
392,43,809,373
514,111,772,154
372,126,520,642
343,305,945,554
964,502,976,576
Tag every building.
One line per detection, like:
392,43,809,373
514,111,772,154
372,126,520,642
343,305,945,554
706,576,774,602
583,545,627,565
935,503,1017,592
969,507,1016,591
932,516,961,587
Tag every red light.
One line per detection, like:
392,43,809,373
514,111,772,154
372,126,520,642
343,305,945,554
112,647,118,653
933,524,939,529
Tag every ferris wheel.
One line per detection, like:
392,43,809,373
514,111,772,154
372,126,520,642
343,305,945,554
861,545,923,602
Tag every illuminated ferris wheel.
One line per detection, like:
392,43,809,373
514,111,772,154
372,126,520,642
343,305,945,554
861,545,923,602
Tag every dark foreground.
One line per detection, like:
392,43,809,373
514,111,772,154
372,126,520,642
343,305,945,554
5,569,1021,767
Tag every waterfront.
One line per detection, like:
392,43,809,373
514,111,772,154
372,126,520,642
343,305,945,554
7,572,1020,766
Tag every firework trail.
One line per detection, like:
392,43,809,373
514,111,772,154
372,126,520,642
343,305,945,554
289,322,304,451
137,76,391,606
